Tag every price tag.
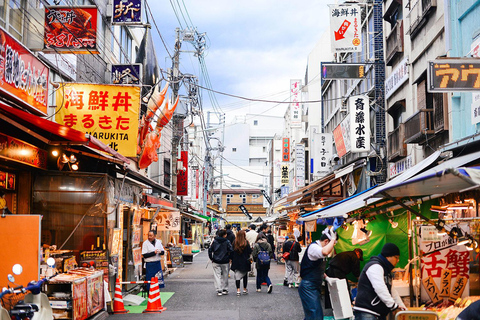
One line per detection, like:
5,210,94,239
439,269,451,297
449,275,468,302
422,276,441,304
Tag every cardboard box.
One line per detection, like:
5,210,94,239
182,245,192,254
326,277,353,319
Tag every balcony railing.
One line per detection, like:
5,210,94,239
388,123,407,161
406,0,437,38
386,20,404,66
404,109,435,144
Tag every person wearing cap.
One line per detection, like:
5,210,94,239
353,243,407,319
325,248,363,306
298,227,337,320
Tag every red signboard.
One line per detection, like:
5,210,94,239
177,151,188,196
44,6,99,54
0,133,47,170
282,138,290,162
0,27,49,115
333,125,347,158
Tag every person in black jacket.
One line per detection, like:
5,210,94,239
225,224,236,245
266,229,275,255
283,232,302,287
230,230,252,296
353,243,406,320
208,229,233,296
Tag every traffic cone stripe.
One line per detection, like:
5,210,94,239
113,278,129,314
143,277,166,313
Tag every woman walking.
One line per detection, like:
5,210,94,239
252,233,273,293
230,230,252,296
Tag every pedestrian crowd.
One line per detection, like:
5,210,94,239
205,223,410,320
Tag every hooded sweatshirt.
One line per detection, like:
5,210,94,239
208,236,233,264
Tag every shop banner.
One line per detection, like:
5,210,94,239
333,116,351,158
177,150,188,196
44,6,99,53
0,133,47,170
419,225,470,302
295,144,305,188
56,83,140,157
329,4,362,53
290,80,302,127
349,95,370,153
281,164,289,184
282,138,290,162
385,57,409,99
132,247,142,267
156,211,181,231
0,27,49,115
112,0,142,25
112,64,141,85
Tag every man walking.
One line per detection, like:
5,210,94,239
245,224,258,276
225,224,236,245
298,228,336,320
208,229,233,296
353,243,406,319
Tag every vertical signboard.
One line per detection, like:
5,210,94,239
44,6,99,53
0,26,49,115
333,116,351,158
112,0,142,25
385,57,409,99
317,133,333,175
290,80,302,127
55,83,140,156
281,164,289,185
177,151,188,196
349,95,370,153
329,4,362,53
471,38,480,124
282,138,290,162
295,144,305,188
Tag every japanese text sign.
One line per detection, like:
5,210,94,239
290,79,302,127
295,144,305,188
0,27,49,115
450,275,468,302
439,269,451,297
428,59,480,92
55,83,140,157
281,164,289,184
385,57,409,99
112,64,142,85
177,151,188,196
321,63,365,80
422,276,441,304
333,115,351,158
349,95,370,153
0,133,47,170
329,4,362,53
112,0,142,25
282,138,290,162
44,6,99,54
312,130,333,175
156,211,180,231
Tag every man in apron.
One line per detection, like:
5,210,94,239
142,230,165,290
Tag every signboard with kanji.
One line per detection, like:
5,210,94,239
349,95,370,153
44,6,98,54
0,26,49,115
329,4,362,53
428,59,480,92
177,151,188,196
0,133,47,170
422,276,441,304
419,225,470,302
290,80,302,127
281,164,289,184
316,133,333,175
333,116,351,158
112,64,142,85
295,144,305,188
55,83,140,157
112,0,142,25
321,63,366,80
282,138,290,162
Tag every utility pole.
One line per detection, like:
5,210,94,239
171,28,183,208
218,113,225,216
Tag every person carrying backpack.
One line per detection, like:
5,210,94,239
252,233,273,293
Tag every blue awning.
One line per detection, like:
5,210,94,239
372,150,480,197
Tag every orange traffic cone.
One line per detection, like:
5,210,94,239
143,277,167,313
113,278,129,314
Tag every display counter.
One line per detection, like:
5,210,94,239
46,269,104,320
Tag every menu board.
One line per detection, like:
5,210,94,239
168,247,184,268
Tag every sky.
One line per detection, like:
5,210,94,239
149,0,332,123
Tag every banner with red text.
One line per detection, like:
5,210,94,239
55,83,140,157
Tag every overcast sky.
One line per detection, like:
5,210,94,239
149,0,332,122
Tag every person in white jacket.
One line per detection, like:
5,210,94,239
353,243,407,320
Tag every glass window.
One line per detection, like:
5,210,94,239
232,148,236,152
7,0,25,41
239,194,246,204
226,194,233,204
120,27,132,64
253,120,258,125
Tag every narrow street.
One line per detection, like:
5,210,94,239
109,250,308,320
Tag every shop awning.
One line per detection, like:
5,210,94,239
195,213,217,222
182,211,207,223
0,102,130,164
299,150,442,221
371,150,480,198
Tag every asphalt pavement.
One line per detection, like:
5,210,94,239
108,250,308,320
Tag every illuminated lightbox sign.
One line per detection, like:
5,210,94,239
321,63,366,80
428,59,480,92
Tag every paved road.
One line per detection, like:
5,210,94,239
109,250,308,320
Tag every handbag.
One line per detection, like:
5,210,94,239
282,241,295,260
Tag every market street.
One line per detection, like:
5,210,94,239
109,250,309,320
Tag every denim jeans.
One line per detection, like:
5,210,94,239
256,268,271,289
353,310,382,320
298,279,323,320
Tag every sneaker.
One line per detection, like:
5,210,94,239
288,284,293,288
267,285,273,294
283,280,288,286
217,291,223,296
243,289,248,295
237,291,241,296
256,289,261,292
222,290,228,295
